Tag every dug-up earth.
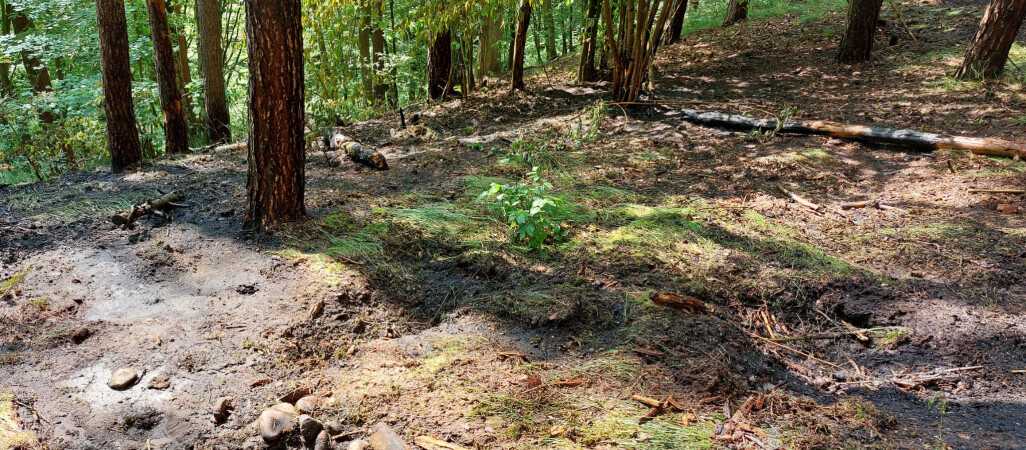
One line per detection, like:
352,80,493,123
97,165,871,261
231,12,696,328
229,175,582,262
3,3,1026,449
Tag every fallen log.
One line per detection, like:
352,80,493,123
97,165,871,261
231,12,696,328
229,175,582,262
110,191,183,228
328,129,388,170
681,109,1026,159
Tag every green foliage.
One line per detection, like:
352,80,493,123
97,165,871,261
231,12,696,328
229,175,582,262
500,137,560,170
477,167,569,249
566,100,606,145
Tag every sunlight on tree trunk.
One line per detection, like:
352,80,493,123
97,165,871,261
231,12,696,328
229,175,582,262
954,0,1026,79
95,0,142,172
510,0,532,92
543,0,557,61
722,0,747,27
197,0,231,143
244,0,306,229
477,10,503,82
663,0,688,45
602,0,673,101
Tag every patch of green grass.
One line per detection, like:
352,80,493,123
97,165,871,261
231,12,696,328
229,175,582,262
582,186,641,206
683,0,845,34
577,411,716,449
386,203,478,237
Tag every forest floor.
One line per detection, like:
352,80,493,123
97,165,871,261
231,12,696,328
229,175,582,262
3,1,1026,449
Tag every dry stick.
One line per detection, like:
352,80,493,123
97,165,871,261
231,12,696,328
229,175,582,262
888,0,917,42
777,184,822,211
743,330,846,370
767,327,908,343
969,188,1026,194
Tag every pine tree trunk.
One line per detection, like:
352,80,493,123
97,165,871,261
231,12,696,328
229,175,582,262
146,0,188,154
11,9,57,123
664,0,688,45
171,1,195,126
722,0,747,26
510,0,532,91
836,0,884,63
427,30,452,99
954,0,1026,79
95,0,142,172
371,0,389,102
1,5,12,97
196,0,230,143
477,10,503,81
244,0,306,229
578,0,601,82
544,0,557,61
358,0,373,101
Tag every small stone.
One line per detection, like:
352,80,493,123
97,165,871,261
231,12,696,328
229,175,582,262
369,422,409,450
314,430,333,450
324,421,344,436
299,414,324,444
148,376,170,390
213,397,233,425
348,440,370,450
295,395,323,413
71,328,92,344
107,368,139,390
258,403,299,443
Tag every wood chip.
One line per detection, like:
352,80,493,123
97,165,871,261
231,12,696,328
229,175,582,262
414,435,470,450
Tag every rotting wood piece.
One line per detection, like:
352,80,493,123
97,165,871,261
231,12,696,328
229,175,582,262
651,292,712,313
328,129,388,170
110,191,183,228
681,109,1026,159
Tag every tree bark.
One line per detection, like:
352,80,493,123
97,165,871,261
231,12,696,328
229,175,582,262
358,0,373,101
196,0,231,143
543,0,558,61
953,0,1026,79
10,8,57,123
477,10,503,81
146,0,189,154
578,0,601,81
836,0,884,63
95,0,142,172
427,29,451,99
722,0,747,26
510,0,532,92
664,0,688,45
371,0,389,102
1,5,12,97
244,0,306,229
171,1,195,125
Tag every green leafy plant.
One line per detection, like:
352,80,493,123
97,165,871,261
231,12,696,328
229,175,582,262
477,167,569,248
567,100,606,144
500,137,558,170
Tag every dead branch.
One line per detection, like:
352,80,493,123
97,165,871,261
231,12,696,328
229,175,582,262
650,292,712,313
969,188,1026,194
110,191,184,228
681,109,1026,159
777,185,822,211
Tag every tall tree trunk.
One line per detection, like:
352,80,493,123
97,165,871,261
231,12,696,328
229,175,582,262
171,1,195,126
371,0,389,102
722,0,747,26
836,0,884,63
543,0,557,60
477,10,503,81
510,0,532,92
578,0,601,82
664,0,688,45
427,29,452,99
95,0,142,172
196,0,230,143
146,0,188,154
358,0,373,101
11,9,57,123
954,0,1026,79
244,0,305,229
1,4,12,97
